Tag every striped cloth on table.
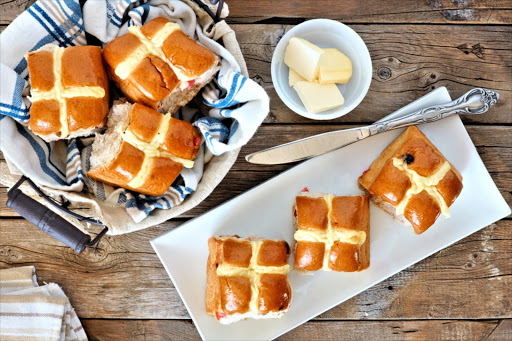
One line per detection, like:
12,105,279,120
0,266,87,341
0,266,37,295
0,0,269,223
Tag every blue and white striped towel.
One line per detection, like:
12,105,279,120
0,0,269,223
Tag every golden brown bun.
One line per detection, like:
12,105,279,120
368,160,411,206
257,274,291,314
27,45,109,141
403,190,440,234
29,100,61,135
87,102,200,197
359,126,463,234
219,276,252,314
293,193,370,272
295,196,329,231
329,196,370,272
103,17,219,113
330,196,368,230
28,50,55,91
328,243,361,272
257,240,289,267
206,236,291,323
294,241,325,271
436,169,464,207
161,30,218,79
218,238,253,267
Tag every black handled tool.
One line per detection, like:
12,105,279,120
6,176,108,254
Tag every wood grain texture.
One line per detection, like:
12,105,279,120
1,23,510,124
81,319,504,341
2,125,510,218
2,0,511,26
488,319,512,340
0,0,35,26
0,218,510,319
226,0,512,25
235,24,512,124
1,2,511,339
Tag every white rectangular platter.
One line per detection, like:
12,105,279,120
151,87,510,340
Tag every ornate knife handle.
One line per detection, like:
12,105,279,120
368,88,499,135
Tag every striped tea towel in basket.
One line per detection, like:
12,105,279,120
0,0,269,234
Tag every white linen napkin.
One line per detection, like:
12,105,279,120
0,266,87,341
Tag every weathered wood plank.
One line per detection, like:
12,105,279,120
235,24,512,124
1,125,511,218
2,0,511,26
0,24,510,125
0,218,510,319
226,0,512,25
0,0,35,26
81,319,503,341
488,319,512,341
278,320,502,341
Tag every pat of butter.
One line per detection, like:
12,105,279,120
318,48,352,84
284,37,324,82
318,69,352,85
293,81,344,113
288,68,307,87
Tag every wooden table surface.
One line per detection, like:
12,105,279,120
1,0,511,340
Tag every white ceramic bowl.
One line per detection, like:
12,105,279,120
271,19,372,120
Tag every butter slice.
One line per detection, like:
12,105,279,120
318,48,352,84
288,68,307,87
294,81,344,113
284,37,324,82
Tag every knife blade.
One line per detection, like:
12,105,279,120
245,127,370,164
244,99,417,165
245,88,498,165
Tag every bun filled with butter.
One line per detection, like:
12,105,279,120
87,101,201,197
206,235,292,324
358,126,463,234
27,44,109,142
293,191,370,272
103,17,220,114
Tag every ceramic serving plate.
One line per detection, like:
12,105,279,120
151,87,510,340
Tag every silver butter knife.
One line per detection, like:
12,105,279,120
246,88,499,165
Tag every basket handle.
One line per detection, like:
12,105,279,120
191,0,224,23
6,176,108,254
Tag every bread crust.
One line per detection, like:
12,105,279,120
330,196,370,271
87,102,200,196
27,45,109,141
294,241,325,271
205,236,292,324
358,126,463,233
206,238,222,315
102,17,220,113
295,196,329,231
293,193,370,272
